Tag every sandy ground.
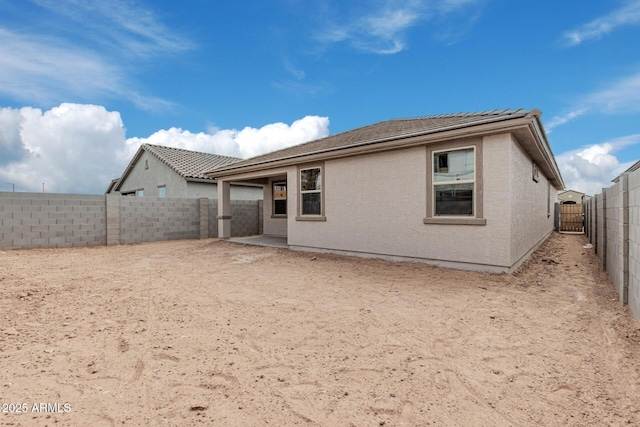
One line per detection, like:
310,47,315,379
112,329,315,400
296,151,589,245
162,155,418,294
1,233,639,426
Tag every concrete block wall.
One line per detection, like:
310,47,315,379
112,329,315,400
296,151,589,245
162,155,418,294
586,167,640,324
208,199,219,238
588,197,596,246
119,197,200,244
1,193,263,251
628,170,640,320
604,183,624,300
106,195,121,245
258,200,264,235
595,193,605,264
0,192,106,250
230,200,261,237
207,199,263,238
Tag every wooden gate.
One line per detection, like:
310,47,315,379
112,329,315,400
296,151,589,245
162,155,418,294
560,203,583,232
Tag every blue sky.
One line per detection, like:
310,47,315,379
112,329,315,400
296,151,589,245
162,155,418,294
0,0,639,195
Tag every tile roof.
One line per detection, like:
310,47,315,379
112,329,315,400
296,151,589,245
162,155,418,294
142,144,241,180
112,144,242,192
207,109,537,174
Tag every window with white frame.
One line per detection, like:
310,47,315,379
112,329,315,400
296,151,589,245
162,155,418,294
300,167,322,215
158,186,166,198
433,147,475,216
273,181,287,216
136,189,144,197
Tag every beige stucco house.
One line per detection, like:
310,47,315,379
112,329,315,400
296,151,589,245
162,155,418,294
108,143,262,200
206,109,565,273
557,189,585,204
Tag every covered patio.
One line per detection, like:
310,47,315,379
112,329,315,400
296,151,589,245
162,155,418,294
215,169,290,242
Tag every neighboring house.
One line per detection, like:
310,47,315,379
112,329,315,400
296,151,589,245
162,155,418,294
612,160,640,183
105,178,119,194
107,143,262,200
558,189,585,204
207,109,565,273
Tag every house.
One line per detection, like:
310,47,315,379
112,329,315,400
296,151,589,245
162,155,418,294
206,109,565,273
107,143,262,200
105,178,119,194
558,189,585,204
612,159,640,183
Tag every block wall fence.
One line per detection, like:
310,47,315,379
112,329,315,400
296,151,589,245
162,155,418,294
0,192,262,251
584,166,640,324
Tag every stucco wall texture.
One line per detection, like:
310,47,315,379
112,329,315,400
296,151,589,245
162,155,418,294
286,133,558,273
119,151,187,196
116,150,262,200
263,177,288,237
508,134,556,267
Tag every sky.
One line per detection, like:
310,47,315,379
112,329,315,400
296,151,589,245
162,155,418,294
0,0,639,196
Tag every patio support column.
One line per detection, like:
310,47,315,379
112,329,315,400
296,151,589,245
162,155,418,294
217,179,232,239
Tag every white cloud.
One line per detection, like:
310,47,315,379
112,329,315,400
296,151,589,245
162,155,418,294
556,134,640,195
0,104,127,194
0,0,191,108
585,72,640,113
317,6,420,54
315,0,482,54
562,0,640,46
283,59,306,80
128,116,330,159
546,72,640,131
31,0,193,58
0,29,124,105
545,108,588,132
0,104,330,194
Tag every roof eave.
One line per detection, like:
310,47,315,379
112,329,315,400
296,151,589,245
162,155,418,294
206,112,565,188
526,112,565,189
186,177,217,183
112,145,147,192
206,112,531,178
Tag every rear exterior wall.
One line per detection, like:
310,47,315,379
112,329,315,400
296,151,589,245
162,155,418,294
287,134,527,272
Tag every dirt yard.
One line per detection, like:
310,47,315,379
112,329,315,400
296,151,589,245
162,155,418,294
1,233,639,426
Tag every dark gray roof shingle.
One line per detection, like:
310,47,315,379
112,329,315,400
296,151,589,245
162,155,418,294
208,109,536,174
143,144,241,180
112,144,242,192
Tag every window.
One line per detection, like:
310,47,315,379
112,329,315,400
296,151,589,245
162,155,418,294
433,148,475,216
425,140,485,225
136,189,144,197
300,167,322,216
273,181,287,216
158,186,166,198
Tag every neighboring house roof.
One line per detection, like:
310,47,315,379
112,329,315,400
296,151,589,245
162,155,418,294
558,189,585,202
206,108,565,189
105,178,119,194
612,159,640,183
113,144,241,192
558,189,584,196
